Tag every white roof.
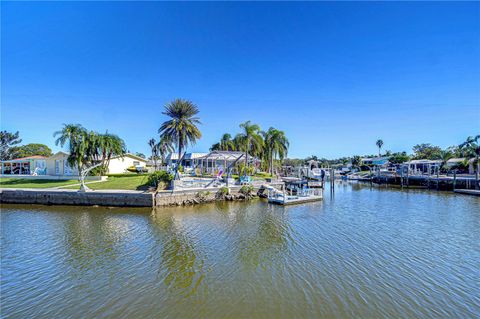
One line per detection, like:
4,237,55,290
406,159,442,164
446,158,466,163
167,153,209,160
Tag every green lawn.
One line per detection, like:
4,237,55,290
65,175,150,190
0,178,79,189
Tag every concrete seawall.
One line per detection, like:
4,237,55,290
0,183,281,207
0,189,153,207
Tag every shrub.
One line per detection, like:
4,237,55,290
148,171,173,189
196,190,211,201
216,186,229,199
239,185,255,196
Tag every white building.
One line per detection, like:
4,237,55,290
1,152,147,178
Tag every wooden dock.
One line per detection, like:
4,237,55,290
454,189,480,196
268,194,323,205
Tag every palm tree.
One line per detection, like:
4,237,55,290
237,121,264,176
439,149,454,173
351,155,362,168
98,132,126,170
219,133,235,151
263,128,289,176
158,99,201,180
210,142,221,151
148,138,158,170
54,124,85,149
459,135,480,190
54,124,126,191
376,139,384,156
157,136,175,166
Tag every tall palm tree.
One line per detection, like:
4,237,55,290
54,124,86,149
148,138,158,170
158,99,201,179
157,136,175,166
263,127,289,176
237,121,264,176
376,139,384,156
459,135,480,190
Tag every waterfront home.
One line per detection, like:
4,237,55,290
445,158,476,174
0,155,48,175
1,152,147,178
361,156,390,167
404,159,442,175
165,152,209,169
106,153,148,174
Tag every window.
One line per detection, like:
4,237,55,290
133,161,140,166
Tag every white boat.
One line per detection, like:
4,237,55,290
267,186,322,205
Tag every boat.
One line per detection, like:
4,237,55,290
266,185,322,205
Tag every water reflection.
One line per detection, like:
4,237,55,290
150,210,206,297
238,205,292,270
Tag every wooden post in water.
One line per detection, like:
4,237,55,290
406,165,409,188
427,164,431,189
330,168,334,192
436,166,440,191
453,170,456,191
400,169,404,188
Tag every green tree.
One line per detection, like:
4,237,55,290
237,121,264,176
459,135,480,189
0,131,22,160
148,138,158,169
219,133,236,151
158,99,202,180
263,127,289,175
376,139,384,156
135,152,146,159
351,155,362,167
157,136,175,166
98,132,126,170
10,143,52,158
54,124,126,191
388,152,410,164
412,143,443,160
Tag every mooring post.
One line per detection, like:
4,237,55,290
406,165,409,188
453,170,456,191
436,166,440,190
427,164,431,189
400,169,404,188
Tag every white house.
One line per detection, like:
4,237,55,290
107,154,148,174
1,152,147,178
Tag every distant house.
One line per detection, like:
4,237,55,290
404,159,442,174
1,155,48,175
361,157,390,166
1,152,147,178
445,158,476,174
166,153,209,168
107,154,148,174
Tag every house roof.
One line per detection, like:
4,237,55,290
167,152,209,160
111,153,148,162
12,155,47,160
405,159,442,164
361,156,390,161
446,158,466,163
48,152,147,163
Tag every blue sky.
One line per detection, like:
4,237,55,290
1,2,479,158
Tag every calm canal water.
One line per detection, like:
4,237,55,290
1,183,479,318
